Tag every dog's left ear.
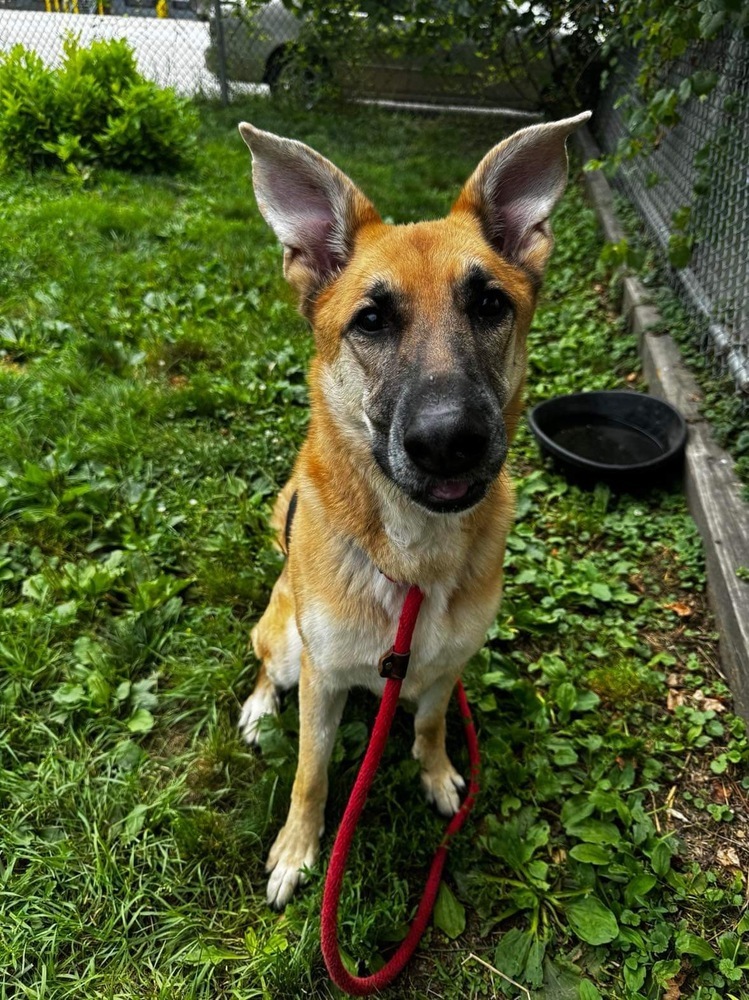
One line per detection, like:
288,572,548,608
453,111,591,279
239,123,381,307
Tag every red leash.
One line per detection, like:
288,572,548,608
320,585,481,995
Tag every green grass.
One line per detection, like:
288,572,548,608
1,100,748,1000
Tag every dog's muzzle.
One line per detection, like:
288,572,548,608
378,374,508,513
403,400,491,478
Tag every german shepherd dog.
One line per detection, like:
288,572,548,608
237,112,590,908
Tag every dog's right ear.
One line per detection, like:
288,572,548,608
239,123,381,307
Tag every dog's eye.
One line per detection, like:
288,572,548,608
354,307,386,334
473,289,509,321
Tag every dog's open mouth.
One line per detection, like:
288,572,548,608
420,477,489,513
429,479,470,502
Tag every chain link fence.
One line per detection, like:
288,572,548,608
596,32,749,400
0,0,268,100
0,0,552,110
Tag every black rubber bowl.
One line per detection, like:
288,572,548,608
527,390,688,489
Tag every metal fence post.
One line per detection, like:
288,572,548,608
212,0,229,106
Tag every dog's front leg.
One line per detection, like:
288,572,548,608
413,673,466,817
266,650,346,909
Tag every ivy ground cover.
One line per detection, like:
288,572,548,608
1,100,748,999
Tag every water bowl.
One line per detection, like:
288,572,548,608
527,390,688,489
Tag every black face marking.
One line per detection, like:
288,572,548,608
338,266,517,513
457,265,514,329
370,368,508,514
344,281,407,340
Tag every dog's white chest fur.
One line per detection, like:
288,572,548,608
299,541,495,702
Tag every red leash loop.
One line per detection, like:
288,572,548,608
320,585,481,996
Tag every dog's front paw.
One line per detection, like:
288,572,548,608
421,760,466,817
238,684,279,746
265,820,321,909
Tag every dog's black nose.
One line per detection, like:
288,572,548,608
403,404,490,477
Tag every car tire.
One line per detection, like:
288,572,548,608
264,46,294,93
265,45,331,106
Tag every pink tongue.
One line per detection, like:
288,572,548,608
430,480,470,501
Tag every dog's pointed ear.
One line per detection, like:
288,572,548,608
239,123,381,306
452,111,592,279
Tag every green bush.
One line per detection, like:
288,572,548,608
0,35,197,175
96,82,197,173
0,47,59,170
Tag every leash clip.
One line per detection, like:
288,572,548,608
378,647,410,680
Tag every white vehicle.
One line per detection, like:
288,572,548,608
206,0,553,108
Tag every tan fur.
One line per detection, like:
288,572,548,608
236,114,590,908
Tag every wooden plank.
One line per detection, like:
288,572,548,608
578,126,749,716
